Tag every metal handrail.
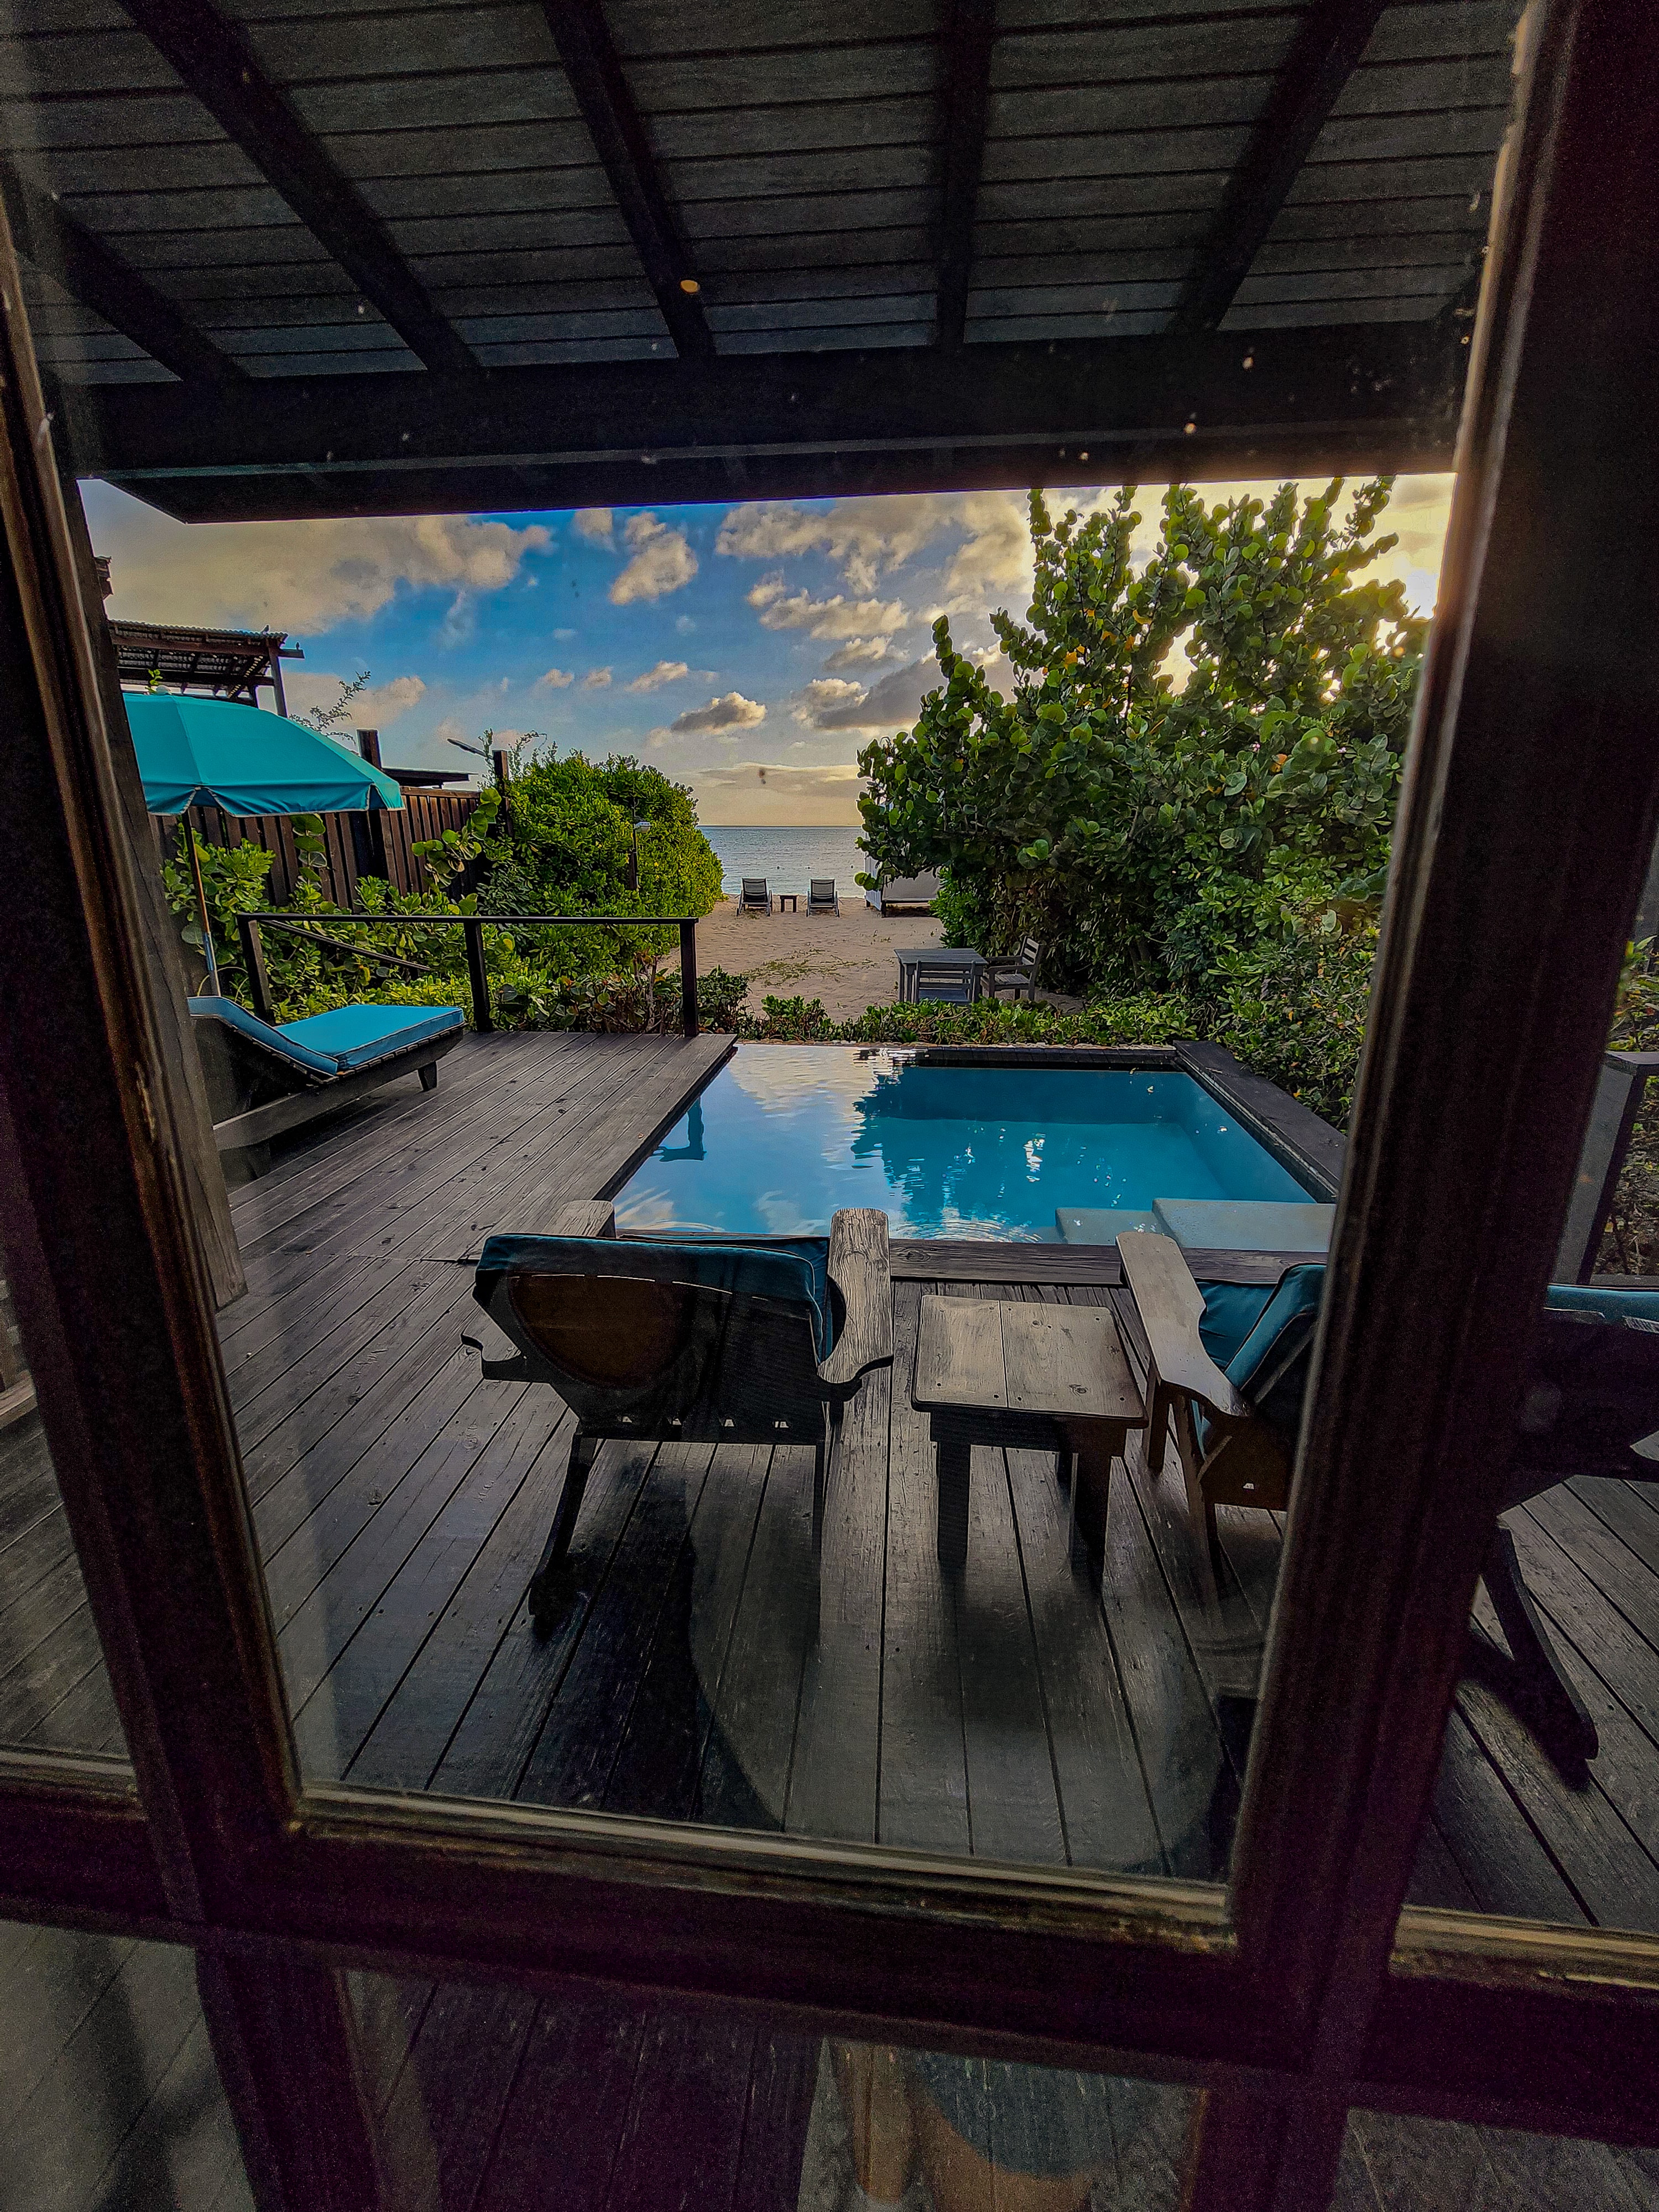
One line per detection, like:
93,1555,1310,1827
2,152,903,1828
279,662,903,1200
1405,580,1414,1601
232,910,701,1038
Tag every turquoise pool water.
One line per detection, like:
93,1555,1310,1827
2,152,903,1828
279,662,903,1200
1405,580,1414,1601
614,1047,1316,1241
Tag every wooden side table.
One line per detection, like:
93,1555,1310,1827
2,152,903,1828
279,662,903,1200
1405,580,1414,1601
912,1295,1145,1573
778,893,799,912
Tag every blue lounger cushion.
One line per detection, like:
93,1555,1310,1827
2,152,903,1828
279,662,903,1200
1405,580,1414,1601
191,996,462,1077
278,1002,463,1070
1192,1265,1326,1450
477,1234,836,1359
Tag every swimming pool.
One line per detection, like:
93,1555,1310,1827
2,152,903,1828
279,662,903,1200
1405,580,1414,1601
614,1047,1321,1241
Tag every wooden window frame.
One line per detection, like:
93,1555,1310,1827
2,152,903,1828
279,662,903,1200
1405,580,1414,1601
2,2,1658,2204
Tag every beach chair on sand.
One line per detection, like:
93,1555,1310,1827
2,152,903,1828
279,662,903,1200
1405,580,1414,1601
807,879,840,916
1116,1230,1659,1775
738,878,773,915
469,1206,893,1634
910,958,975,1005
983,933,1041,1004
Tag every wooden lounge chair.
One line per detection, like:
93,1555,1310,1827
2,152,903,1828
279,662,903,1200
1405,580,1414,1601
738,877,773,915
469,1207,893,1634
190,996,464,1180
1117,1232,1659,1771
807,878,840,916
909,958,976,1005
982,933,1041,1004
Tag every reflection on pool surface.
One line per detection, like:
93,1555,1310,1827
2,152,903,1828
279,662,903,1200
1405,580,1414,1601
614,1047,1317,1241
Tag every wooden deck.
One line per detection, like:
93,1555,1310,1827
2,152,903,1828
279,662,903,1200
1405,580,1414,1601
9,1032,1659,2203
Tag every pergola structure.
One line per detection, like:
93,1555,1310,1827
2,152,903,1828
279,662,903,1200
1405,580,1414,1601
106,618,300,711
0,0,1513,519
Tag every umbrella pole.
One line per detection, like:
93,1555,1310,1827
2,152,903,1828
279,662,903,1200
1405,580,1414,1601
185,822,220,995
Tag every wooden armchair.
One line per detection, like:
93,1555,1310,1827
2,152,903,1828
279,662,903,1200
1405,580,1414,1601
982,933,1041,1004
1117,1231,1659,1775
1117,1232,1314,1608
469,1207,892,1633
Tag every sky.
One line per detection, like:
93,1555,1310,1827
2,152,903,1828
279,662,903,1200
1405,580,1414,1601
81,473,1456,826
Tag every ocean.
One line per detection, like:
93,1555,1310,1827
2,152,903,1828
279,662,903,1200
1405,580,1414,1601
701,825,872,899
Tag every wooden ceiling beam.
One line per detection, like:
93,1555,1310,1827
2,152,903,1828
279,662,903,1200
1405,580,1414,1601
0,155,244,384
116,0,477,375
58,319,1466,520
540,0,714,361
935,0,996,349
1171,0,1392,333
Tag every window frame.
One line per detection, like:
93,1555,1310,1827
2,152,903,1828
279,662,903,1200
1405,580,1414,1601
3,3,1659,2204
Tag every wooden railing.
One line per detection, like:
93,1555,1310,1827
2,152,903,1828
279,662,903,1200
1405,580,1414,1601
232,911,701,1038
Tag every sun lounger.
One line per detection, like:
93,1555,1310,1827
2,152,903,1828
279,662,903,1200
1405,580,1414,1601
190,997,465,1175
807,879,840,916
738,878,773,915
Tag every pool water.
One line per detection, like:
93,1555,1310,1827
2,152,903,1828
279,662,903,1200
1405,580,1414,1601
614,1047,1316,1241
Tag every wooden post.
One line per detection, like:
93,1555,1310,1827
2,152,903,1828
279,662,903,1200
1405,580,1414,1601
463,916,492,1032
679,917,699,1038
56,460,246,1308
237,915,274,1024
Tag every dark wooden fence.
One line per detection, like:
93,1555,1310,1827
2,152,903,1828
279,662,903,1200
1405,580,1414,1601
160,787,481,907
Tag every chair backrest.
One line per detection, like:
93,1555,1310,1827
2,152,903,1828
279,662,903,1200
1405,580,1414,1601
741,878,769,899
474,1234,833,1438
911,961,973,1003
810,880,836,901
1016,934,1041,969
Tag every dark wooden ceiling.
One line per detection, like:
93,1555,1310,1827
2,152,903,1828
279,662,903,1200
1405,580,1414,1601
0,0,1517,518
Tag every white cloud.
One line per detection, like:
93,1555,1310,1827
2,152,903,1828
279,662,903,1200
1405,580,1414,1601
675,614,695,635
822,637,894,671
718,497,964,594
583,666,613,688
756,589,909,640
670,691,766,734
793,658,939,733
554,627,577,640
610,512,698,605
538,666,575,688
794,677,865,723
627,659,690,692
284,670,427,729
572,508,613,543
81,483,549,634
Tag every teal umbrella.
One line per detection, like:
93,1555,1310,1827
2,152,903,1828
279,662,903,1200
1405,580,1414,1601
125,691,406,993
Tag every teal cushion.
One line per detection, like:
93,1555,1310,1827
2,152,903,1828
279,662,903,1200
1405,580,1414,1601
190,995,338,1076
1218,1264,1327,1442
279,1002,463,1070
476,1234,835,1358
1196,1281,1275,1370
1545,1283,1659,1328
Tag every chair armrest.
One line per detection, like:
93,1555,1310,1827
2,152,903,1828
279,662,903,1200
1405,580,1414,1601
819,1208,893,1392
549,1200,615,1238
1116,1233,1250,1422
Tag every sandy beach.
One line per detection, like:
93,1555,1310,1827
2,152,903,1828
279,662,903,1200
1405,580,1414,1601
682,896,945,1019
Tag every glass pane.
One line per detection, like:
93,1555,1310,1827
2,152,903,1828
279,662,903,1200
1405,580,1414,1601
0,0,1516,1897
1393,858,1659,1935
1339,2107,1659,2211
346,1965,1190,2212
0,1268,126,1762
0,1917,250,2211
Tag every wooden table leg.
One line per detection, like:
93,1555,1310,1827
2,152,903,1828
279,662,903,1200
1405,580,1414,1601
933,1426,971,1575
1067,1420,1125,1578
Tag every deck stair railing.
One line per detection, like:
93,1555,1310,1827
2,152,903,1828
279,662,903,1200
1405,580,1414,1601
232,911,701,1039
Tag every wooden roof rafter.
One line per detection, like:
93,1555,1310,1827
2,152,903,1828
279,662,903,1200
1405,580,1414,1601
1171,0,1394,333
113,0,477,375
540,0,714,361
935,0,996,350
0,153,243,385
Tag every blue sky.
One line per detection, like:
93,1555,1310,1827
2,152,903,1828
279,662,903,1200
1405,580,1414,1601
82,475,1454,825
